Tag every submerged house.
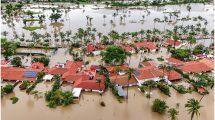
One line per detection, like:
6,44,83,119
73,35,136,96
164,38,184,49
179,61,212,73
133,66,169,86
73,74,105,93
133,42,158,52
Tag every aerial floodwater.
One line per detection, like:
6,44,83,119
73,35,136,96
1,1,214,120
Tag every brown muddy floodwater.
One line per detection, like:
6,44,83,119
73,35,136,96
1,81,214,120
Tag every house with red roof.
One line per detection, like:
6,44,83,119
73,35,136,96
105,64,129,75
48,61,83,76
165,58,184,66
133,42,158,52
73,74,105,92
120,44,135,54
1,67,38,81
179,61,212,73
86,44,101,56
164,38,183,49
109,75,137,86
133,66,169,86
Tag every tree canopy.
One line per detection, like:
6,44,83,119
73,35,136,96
101,45,128,65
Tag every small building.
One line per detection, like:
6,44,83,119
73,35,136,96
72,88,82,99
116,85,126,97
43,74,54,81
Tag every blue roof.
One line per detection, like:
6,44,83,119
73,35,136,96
117,86,126,97
23,71,38,78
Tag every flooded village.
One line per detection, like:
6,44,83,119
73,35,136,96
1,0,214,120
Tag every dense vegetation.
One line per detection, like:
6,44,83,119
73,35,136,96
45,75,74,108
32,57,50,66
152,99,169,114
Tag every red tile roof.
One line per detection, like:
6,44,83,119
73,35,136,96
163,70,182,81
105,64,129,73
179,61,212,73
166,58,184,66
65,61,83,69
48,67,68,75
197,87,206,93
164,38,182,46
1,67,37,81
135,67,164,80
109,75,137,86
86,44,96,53
90,65,100,70
1,60,10,65
198,58,214,69
141,61,157,67
30,62,44,70
73,74,105,91
133,42,158,50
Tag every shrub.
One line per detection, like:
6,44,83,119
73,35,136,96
158,83,171,96
10,96,19,104
3,84,14,94
152,99,169,114
170,49,191,61
11,57,22,67
176,85,187,94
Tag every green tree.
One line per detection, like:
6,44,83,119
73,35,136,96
3,84,14,94
101,45,128,65
152,99,169,114
126,68,134,100
185,98,202,120
11,57,22,67
1,38,17,60
168,108,179,120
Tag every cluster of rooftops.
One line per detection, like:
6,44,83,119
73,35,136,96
85,38,184,55
1,56,213,93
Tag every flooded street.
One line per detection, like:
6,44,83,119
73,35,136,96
1,82,214,120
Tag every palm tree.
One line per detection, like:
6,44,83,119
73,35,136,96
103,15,106,26
187,5,191,16
96,79,102,93
185,98,203,120
168,108,179,120
126,68,134,100
114,66,121,84
159,64,166,79
138,46,145,67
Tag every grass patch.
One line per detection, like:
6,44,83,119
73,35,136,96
23,26,43,31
